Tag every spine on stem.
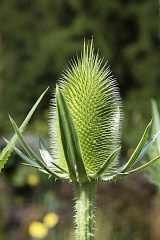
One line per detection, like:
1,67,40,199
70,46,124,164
75,182,96,240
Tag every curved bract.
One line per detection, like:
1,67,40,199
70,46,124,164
0,87,49,172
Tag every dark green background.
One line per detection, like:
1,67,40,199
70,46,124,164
0,0,159,146
0,1,159,239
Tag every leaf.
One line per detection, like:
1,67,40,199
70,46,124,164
56,85,88,184
110,155,160,181
117,120,152,174
151,99,160,154
39,137,68,174
39,137,55,167
10,117,69,180
128,155,160,174
10,117,46,166
90,147,121,179
100,171,128,181
14,147,40,168
3,138,40,168
0,87,49,172
101,135,160,182
135,132,160,164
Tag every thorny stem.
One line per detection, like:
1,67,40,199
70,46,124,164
75,181,96,240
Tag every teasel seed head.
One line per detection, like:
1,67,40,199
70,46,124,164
49,40,122,178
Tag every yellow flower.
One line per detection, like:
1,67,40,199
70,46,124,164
28,221,48,238
43,212,59,228
27,174,40,186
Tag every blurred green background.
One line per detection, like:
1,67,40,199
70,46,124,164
0,0,159,239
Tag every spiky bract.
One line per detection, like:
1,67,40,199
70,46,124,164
49,41,122,175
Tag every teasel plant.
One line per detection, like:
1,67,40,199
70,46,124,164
1,40,160,240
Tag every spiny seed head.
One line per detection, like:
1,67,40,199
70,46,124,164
49,40,122,175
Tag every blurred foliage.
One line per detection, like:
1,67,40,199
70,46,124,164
1,168,159,240
0,0,159,239
0,0,159,146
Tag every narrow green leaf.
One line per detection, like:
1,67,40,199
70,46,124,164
39,137,54,167
135,132,160,164
151,99,160,154
10,117,69,180
106,156,160,182
0,87,49,172
39,137,68,174
14,147,40,168
100,171,128,181
10,117,47,167
90,147,121,179
3,138,39,168
56,85,88,184
117,120,152,173
128,156,160,174
102,156,160,181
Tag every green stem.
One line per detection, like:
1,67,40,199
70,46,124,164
75,181,96,240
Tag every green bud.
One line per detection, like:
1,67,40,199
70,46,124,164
49,40,122,177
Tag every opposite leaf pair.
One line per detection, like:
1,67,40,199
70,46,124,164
9,87,160,185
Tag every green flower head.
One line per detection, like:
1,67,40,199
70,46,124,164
49,40,122,176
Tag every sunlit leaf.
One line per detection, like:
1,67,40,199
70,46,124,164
56,86,88,184
128,155,160,174
116,120,152,174
151,99,160,154
0,87,49,172
39,137,68,174
90,147,121,179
